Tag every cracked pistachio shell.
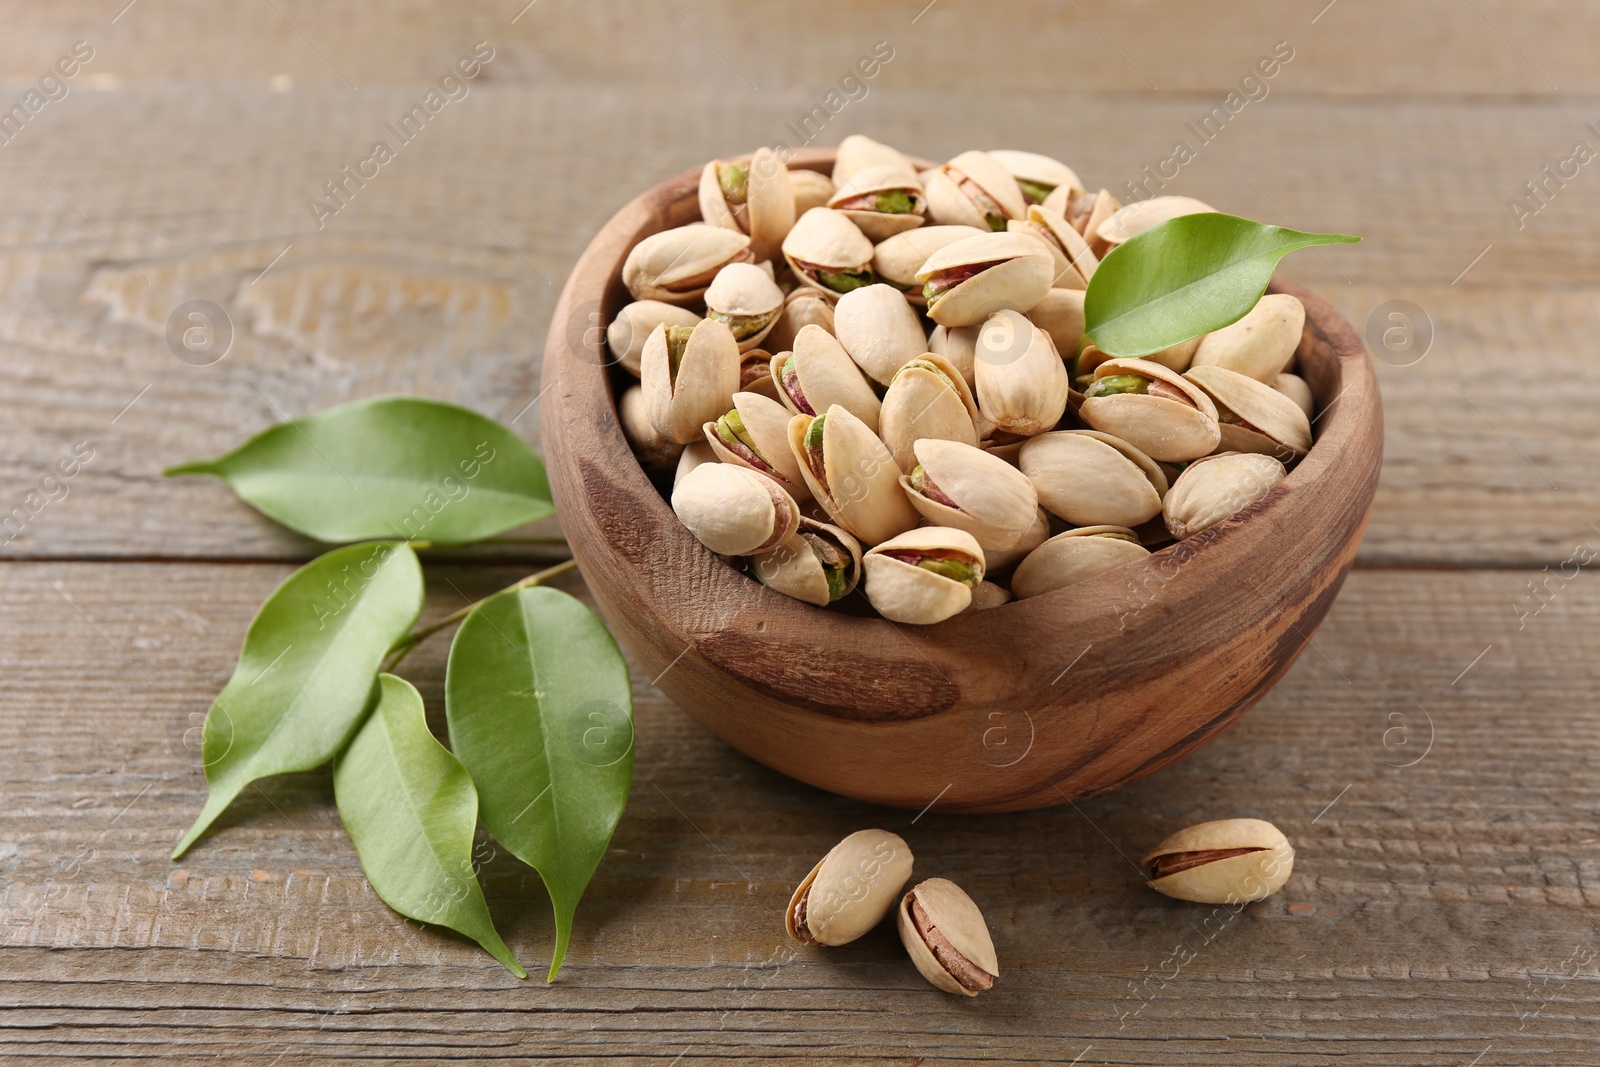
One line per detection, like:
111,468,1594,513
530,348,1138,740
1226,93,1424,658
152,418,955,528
988,149,1084,204
966,580,1013,611
1143,818,1294,904
751,517,863,607
1095,195,1216,247
832,134,915,186
770,324,882,431
607,300,702,377
782,207,875,300
790,168,837,216
974,310,1069,438
863,526,985,624
619,384,685,471
1026,287,1087,356
897,878,999,997
1081,189,1123,255
787,828,913,945
641,318,742,444
1073,337,1196,387
1020,430,1167,528
739,349,781,400
1012,526,1149,600
983,505,1049,571
703,390,812,502
927,324,980,392
1184,364,1312,460
880,354,980,473
671,460,800,556
1275,373,1315,419
1079,358,1220,462
704,262,785,352
901,438,1039,553
623,224,753,304
917,231,1054,328
1010,205,1098,288
828,163,928,241
698,148,797,262
788,406,918,547
923,150,1028,231
764,287,836,354
835,283,930,385
1191,294,1305,383
873,225,986,303
673,440,716,491
1163,452,1286,540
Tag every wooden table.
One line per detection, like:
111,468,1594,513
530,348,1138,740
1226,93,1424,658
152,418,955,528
2,2,1596,1063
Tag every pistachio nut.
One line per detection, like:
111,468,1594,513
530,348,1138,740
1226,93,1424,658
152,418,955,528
607,300,702,377
619,384,685,471
1143,819,1295,904
1072,336,1197,392
897,878,998,997
901,438,1039,553
1079,188,1123,255
1162,451,1286,539
739,348,780,400
1078,357,1220,462
862,526,986,624
1190,293,1305,382
987,148,1084,206
974,310,1069,438
781,207,876,299
1008,205,1098,288
787,828,914,945
622,224,754,305
641,319,742,444
966,580,1013,611
698,148,797,262
1095,195,1215,247
923,150,1027,232
789,168,837,217
1011,526,1150,600
763,287,836,354
879,353,980,472
834,283,930,385
916,232,1054,328
983,505,1050,571
923,325,975,392
752,517,864,607
703,390,813,501
673,439,716,490
873,225,986,303
828,163,927,241
1183,364,1312,461
788,406,919,546
1020,430,1168,528
671,460,800,556
1025,287,1086,356
704,262,785,352
1274,372,1315,419
831,134,915,186
770,324,882,432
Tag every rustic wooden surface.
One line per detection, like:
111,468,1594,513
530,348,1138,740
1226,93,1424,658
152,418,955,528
1,2,1596,1064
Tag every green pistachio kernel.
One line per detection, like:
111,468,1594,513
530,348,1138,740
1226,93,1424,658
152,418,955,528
708,309,767,341
805,413,827,450
801,530,852,603
718,162,749,205
715,409,759,453
818,269,873,294
1084,374,1150,400
984,212,1007,232
919,557,980,586
875,189,915,215
1015,178,1056,205
665,324,695,381
909,465,928,493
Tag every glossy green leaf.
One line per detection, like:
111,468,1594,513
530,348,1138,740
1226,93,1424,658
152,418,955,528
334,674,527,978
445,586,634,982
166,395,553,544
1083,212,1360,358
171,542,423,859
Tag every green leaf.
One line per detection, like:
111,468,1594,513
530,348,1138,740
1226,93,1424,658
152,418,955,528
445,586,634,982
166,395,554,544
171,542,423,859
1083,212,1360,359
334,674,527,979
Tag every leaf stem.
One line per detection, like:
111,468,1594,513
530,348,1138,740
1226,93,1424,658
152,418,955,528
382,558,579,673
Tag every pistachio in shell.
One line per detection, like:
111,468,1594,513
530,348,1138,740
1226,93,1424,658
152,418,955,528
1078,357,1221,462
879,353,980,473
770,323,882,432
927,323,980,391
897,878,999,996
987,148,1084,206
1094,195,1215,247
900,438,1039,554
787,828,913,945
1143,819,1294,904
619,383,685,471
916,231,1054,328
834,282,930,385
788,406,919,546
1184,364,1312,461
974,309,1069,438
1011,526,1150,600
983,505,1050,572
699,148,797,261
862,526,985,624
1026,287,1086,357
831,134,914,187
763,287,836,355
607,300,702,377
623,224,753,304
1190,293,1305,383
922,150,1028,232
752,517,863,607
671,460,800,556
1079,188,1123,255
704,262,785,352
1019,430,1168,529
1162,451,1286,540
966,580,1013,611
739,348,780,400
704,390,812,501
641,319,742,445
789,168,837,216
781,207,876,300
673,439,716,490
1275,372,1315,419
828,163,927,241
873,225,986,303
1008,204,1098,289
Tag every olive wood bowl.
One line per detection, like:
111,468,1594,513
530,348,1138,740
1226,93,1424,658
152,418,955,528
541,148,1382,813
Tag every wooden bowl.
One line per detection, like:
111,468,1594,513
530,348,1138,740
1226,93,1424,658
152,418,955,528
541,149,1382,813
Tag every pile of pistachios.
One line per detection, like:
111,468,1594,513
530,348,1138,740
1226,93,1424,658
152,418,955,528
611,135,1316,624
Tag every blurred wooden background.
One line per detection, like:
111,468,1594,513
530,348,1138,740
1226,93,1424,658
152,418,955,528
1,2,1596,1064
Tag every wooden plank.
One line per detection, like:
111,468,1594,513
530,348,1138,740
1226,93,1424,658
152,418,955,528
1,563,1596,1062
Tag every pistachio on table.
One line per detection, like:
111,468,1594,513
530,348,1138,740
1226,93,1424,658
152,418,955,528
1163,452,1287,540
863,526,985,624
671,461,800,557
787,828,913,945
897,878,999,997
1143,818,1295,904
752,517,863,606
